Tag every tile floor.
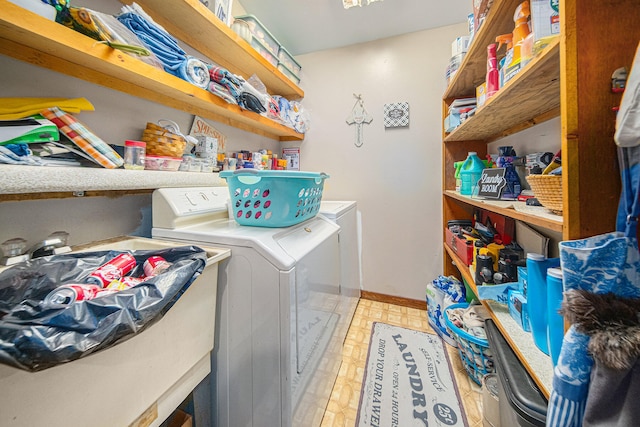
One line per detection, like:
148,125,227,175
321,299,484,427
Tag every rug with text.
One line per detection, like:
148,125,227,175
356,322,468,427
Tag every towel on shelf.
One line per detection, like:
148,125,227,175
41,107,123,169
0,98,94,120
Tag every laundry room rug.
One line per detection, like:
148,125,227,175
356,322,468,427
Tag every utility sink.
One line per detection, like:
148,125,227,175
0,236,230,427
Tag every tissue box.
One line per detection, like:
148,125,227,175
508,289,531,332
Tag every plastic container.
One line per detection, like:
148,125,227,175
443,302,494,385
278,47,302,77
144,155,182,171
231,19,251,43
482,373,501,427
546,267,564,366
235,15,281,56
123,140,146,170
526,253,560,355
219,170,329,227
277,63,301,84
460,152,485,196
485,319,547,427
250,36,278,67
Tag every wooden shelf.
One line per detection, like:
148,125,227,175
444,190,563,232
443,243,552,397
0,0,303,142
445,39,560,143
126,0,304,99
444,0,523,100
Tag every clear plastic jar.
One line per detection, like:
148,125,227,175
124,140,146,170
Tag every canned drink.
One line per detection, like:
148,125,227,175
86,252,137,287
44,283,116,305
106,276,145,291
143,255,172,277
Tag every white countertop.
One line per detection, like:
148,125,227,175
0,164,226,195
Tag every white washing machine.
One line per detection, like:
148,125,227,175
319,201,361,335
152,187,346,427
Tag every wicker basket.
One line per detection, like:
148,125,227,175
526,174,563,214
141,122,186,158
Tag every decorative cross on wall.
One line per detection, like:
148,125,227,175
346,93,373,147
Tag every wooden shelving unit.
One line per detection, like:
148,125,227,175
442,0,640,399
444,244,553,396
0,0,303,141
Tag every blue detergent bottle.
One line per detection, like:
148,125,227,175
546,267,564,366
460,152,485,196
526,253,560,355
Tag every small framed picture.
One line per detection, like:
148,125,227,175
383,102,410,128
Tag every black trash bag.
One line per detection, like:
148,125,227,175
0,245,207,372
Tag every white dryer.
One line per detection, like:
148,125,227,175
152,187,345,427
319,201,361,335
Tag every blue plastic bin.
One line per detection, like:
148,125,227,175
220,169,329,227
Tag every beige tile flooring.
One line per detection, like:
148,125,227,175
321,299,484,427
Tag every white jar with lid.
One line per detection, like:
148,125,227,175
124,140,146,170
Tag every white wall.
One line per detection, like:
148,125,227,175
288,23,468,301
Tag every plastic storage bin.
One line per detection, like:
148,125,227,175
278,63,301,84
444,302,495,385
235,14,280,57
485,319,547,427
278,46,302,77
220,170,329,227
250,35,278,67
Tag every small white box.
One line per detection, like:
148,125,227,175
451,36,470,57
195,136,218,158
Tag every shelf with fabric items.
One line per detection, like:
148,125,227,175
0,0,303,142
124,0,304,100
443,243,552,397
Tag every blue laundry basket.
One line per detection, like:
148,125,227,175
220,169,329,227
444,302,495,385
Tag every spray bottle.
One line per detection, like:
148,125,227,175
495,33,513,88
486,43,499,99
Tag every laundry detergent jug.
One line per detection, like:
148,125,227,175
546,267,564,366
460,152,485,196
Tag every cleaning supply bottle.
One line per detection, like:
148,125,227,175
460,152,485,196
526,253,560,355
454,161,464,193
495,33,513,88
486,43,499,99
546,267,564,367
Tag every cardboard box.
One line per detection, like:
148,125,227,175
531,0,560,48
472,0,494,35
445,227,474,266
476,83,487,108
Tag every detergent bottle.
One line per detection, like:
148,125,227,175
486,43,499,99
454,161,464,193
460,152,485,196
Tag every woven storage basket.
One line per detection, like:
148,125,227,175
141,122,186,158
526,174,563,214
